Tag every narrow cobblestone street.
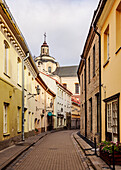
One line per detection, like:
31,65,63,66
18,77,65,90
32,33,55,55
6,131,85,170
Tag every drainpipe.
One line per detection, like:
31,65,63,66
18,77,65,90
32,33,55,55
84,59,87,137
81,56,87,137
22,53,29,141
94,27,101,142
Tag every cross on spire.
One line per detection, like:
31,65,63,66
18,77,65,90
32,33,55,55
44,32,46,42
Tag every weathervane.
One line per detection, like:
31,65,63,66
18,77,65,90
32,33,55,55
44,32,46,42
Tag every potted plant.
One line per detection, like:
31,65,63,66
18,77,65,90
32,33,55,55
99,141,121,165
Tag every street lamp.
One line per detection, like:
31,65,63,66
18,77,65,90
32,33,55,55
27,85,40,100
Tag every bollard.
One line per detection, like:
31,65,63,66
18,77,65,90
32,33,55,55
112,144,115,170
94,137,97,156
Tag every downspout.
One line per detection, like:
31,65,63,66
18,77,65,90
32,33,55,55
84,59,87,137
94,27,101,142
81,56,87,137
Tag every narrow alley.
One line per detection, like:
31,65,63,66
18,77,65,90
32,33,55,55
5,131,88,170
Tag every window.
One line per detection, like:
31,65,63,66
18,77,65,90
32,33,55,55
104,25,109,63
96,93,100,133
107,103,112,132
28,72,31,92
4,40,10,75
17,107,21,131
47,49,49,54
75,83,79,94
107,100,118,134
88,56,90,83
93,45,95,76
84,69,85,90
105,97,119,142
61,108,63,112
116,2,121,51
63,83,67,89
89,98,92,132
43,48,44,53
48,66,51,73
17,57,21,84
3,103,9,134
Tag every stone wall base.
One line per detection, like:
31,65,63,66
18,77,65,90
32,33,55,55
0,135,21,151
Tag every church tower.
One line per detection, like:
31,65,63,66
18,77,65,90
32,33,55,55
35,33,59,74
41,33,49,56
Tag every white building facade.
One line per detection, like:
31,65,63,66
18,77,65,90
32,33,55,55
40,72,72,129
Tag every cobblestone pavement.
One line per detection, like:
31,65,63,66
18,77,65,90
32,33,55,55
6,130,87,170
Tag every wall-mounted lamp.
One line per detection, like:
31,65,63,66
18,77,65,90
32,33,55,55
27,85,40,100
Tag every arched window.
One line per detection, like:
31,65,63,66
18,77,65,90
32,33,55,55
48,66,51,73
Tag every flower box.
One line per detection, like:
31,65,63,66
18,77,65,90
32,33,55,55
99,141,121,165
100,150,121,165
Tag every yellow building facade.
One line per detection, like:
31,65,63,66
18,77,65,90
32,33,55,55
0,0,38,147
95,0,121,142
0,1,56,149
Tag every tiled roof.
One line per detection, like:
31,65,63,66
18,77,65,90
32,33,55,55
52,66,78,77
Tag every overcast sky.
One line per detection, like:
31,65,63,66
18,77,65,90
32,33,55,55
6,0,99,66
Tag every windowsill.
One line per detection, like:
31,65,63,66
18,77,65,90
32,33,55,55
103,58,110,68
17,83,22,87
115,47,121,55
3,133,10,137
4,72,10,78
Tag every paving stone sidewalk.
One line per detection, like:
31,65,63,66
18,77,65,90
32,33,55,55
1,130,121,170
0,132,48,169
73,132,121,170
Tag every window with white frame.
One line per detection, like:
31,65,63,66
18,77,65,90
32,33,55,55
3,103,9,134
107,100,118,134
4,40,10,75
